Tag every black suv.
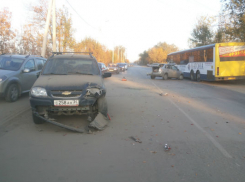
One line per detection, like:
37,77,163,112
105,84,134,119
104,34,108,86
0,54,46,102
29,52,110,131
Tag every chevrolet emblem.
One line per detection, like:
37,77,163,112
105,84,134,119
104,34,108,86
62,91,72,95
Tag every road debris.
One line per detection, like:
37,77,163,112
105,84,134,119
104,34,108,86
130,136,142,143
150,151,157,154
164,144,171,151
160,93,168,96
171,165,174,167
239,133,242,135
191,124,194,125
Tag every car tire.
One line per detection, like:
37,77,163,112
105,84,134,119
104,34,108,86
32,113,45,124
196,71,201,82
151,75,155,79
179,74,183,80
5,84,19,102
190,71,196,81
163,74,168,80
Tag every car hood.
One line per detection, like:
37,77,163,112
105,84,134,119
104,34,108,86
0,69,15,77
33,75,104,91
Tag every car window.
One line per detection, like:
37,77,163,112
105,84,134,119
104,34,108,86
42,58,100,75
0,56,24,71
35,59,44,70
166,65,170,69
24,59,35,71
171,66,178,70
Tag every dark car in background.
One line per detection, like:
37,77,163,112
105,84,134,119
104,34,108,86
108,63,119,74
117,63,126,72
98,62,111,77
0,54,46,102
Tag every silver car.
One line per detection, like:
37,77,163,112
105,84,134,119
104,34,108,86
159,64,183,80
148,63,183,80
0,54,46,102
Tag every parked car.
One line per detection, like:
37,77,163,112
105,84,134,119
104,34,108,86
0,54,46,102
108,63,120,74
117,63,126,72
98,62,110,76
147,63,183,80
29,52,111,131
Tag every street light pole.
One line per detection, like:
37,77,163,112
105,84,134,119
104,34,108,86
112,48,114,63
52,0,56,52
41,0,52,57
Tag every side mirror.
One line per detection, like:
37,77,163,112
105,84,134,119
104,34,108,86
37,72,41,78
23,68,30,73
103,72,112,78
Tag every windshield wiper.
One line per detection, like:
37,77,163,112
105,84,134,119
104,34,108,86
68,72,93,75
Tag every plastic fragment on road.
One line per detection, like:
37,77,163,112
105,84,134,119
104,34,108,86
164,144,171,151
89,113,110,130
150,151,157,154
130,136,142,143
239,133,242,135
122,77,127,81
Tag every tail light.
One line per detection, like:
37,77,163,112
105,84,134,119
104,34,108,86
217,67,219,75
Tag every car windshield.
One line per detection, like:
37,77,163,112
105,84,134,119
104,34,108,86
42,58,100,75
117,63,125,66
0,56,24,71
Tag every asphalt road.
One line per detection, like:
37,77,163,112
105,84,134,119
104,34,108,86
0,66,245,182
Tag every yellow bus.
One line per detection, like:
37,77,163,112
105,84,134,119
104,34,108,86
167,42,245,81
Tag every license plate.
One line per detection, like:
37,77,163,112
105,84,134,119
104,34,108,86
54,100,79,106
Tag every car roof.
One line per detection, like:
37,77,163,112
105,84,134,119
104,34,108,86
0,54,45,59
51,54,95,60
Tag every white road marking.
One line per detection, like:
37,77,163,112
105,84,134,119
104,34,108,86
150,81,232,158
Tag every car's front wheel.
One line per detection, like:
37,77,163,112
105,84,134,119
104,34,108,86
5,84,19,102
32,113,45,124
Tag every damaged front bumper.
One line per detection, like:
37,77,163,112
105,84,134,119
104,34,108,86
30,85,110,132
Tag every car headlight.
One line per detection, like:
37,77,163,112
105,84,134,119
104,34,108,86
31,87,47,97
114,68,117,70
0,75,7,82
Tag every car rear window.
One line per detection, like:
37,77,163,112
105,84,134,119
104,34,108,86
42,58,100,75
0,57,24,71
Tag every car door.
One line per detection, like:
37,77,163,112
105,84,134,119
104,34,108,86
21,59,39,91
170,66,180,78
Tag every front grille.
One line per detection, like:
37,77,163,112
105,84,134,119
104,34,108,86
51,90,83,98
52,94,81,98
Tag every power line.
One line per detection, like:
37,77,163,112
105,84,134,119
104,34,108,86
65,0,99,30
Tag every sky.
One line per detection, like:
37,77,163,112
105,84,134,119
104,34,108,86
1,0,222,62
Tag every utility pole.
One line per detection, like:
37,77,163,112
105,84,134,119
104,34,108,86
112,48,114,63
121,49,122,63
52,0,56,52
41,0,52,57
118,48,119,62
